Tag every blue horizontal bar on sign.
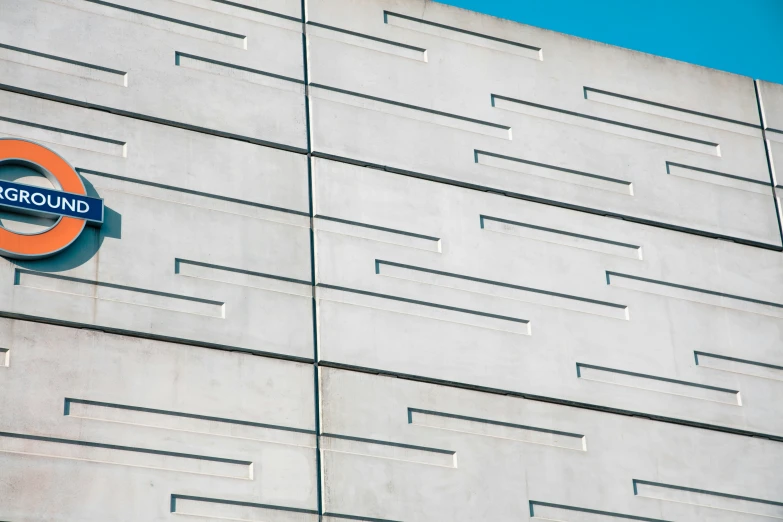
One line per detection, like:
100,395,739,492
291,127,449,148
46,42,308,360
0,179,104,224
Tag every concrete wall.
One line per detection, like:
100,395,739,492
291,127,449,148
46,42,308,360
0,0,782,521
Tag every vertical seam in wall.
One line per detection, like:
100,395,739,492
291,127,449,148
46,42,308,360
755,80,783,247
300,0,323,519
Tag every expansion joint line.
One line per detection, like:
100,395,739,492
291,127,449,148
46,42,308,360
754,80,783,247
299,1,323,520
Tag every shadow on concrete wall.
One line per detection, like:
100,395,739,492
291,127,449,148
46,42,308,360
11,175,122,273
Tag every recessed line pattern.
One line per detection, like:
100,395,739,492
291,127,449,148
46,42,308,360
3,8,783,518
307,21,426,52
633,479,783,517
409,408,586,451
15,269,223,307
0,78,778,252
310,83,511,131
83,0,247,39
0,430,250,465
583,86,760,129
475,149,632,191
77,168,310,217
491,94,719,147
408,408,583,439
316,215,439,241
480,215,639,250
206,0,302,22
695,351,783,372
170,494,319,515
321,433,456,455
376,259,627,310
317,360,783,443
665,161,773,195
0,83,308,153
174,51,304,85
324,512,402,522
607,271,783,315
665,161,770,186
529,500,670,521
383,10,540,52
323,433,454,455
0,115,125,146
0,42,126,76
0,309,314,363
65,397,315,434
577,362,741,405
310,151,783,252
316,283,529,324
175,258,313,286
695,351,783,381
577,363,739,394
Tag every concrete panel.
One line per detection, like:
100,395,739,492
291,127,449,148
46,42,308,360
307,0,779,247
0,90,310,213
759,80,783,134
0,91,313,359
1,0,781,519
758,80,783,233
0,0,307,150
320,367,783,522
0,318,317,521
314,158,783,436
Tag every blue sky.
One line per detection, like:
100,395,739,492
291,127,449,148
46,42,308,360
438,0,783,84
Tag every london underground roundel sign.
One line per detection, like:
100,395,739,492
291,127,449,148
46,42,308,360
0,138,103,259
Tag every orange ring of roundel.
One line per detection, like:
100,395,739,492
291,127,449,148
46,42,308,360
0,139,86,258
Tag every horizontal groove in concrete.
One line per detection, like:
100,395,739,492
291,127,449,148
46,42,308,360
0,43,127,86
78,168,310,218
175,52,305,93
409,408,586,451
1,312,780,444
0,82,778,252
79,0,248,48
607,271,783,318
695,351,783,381
633,479,783,518
316,283,531,334
0,310,315,365
175,258,313,295
172,0,302,23
530,500,669,521
317,360,783,444
315,215,441,252
576,363,741,405
0,430,252,478
492,94,720,156
65,398,316,446
665,161,772,194
480,215,643,259
321,433,457,467
309,83,512,139
311,151,783,252
376,259,628,319
383,10,542,61
307,21,428,62
16,269,226,318
171,494,318,520
0,115,126,156
475,149,633,195
583,86,761,133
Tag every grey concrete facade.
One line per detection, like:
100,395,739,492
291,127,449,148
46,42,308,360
0,0,782,521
